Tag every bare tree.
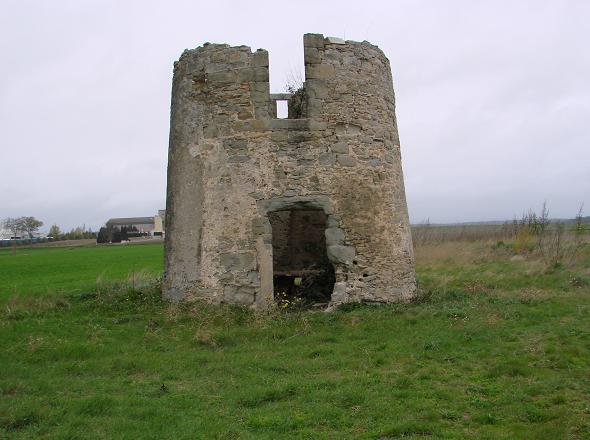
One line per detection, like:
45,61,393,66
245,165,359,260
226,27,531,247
2,216,44,252
565,204,587,266
537,203,587,269
2,217,21,238
2,217,24,255
21,216,43,243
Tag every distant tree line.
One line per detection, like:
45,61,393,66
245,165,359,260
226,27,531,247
96,225,143,243
1,216,97,244
48,224,97,241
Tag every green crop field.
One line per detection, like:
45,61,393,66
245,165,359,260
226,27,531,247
1,239,589,439
0,243,163,298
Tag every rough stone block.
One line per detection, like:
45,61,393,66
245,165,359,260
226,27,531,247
327,245,356,264
269,119,308,131
236,68,254,82
208,70,237,83
251,217,271,235
318,152,335,166
303,33,325,48
223,285,255,305
336,154,356,167
250,89,268,103
237,110,253,120
210,51,229,63
195,288,215,298
335,123,362,136
247,271,260,286
227,155,249,163
331,282,348,303
288,131,311,143
325,227,345,245
270,131,288,142
327,216,341,228
202,125,218,138
256,195,332,215
305,64,335,79
308,120,328,131
326,36,346,45
223,138,247,150
306,80,328,99
304,47,322,64
253,107,270,119
331,141,349,154
306,98,323,117
220,252,256,271
252,50,269,67
251,82,269,92
254,67,269,81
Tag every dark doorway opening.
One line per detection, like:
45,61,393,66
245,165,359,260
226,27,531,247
268,209,335,305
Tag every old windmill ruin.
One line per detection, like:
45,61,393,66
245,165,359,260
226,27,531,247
163,33,416,308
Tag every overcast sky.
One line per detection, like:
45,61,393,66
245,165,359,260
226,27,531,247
1,0,588,230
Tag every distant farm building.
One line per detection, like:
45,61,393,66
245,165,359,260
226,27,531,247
105,210,165,237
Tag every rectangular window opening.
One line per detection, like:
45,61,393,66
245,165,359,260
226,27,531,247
276,100,288,119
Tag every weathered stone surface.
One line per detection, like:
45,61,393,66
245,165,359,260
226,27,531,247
336,154,356,167
327,245,356,264
331,282,347,303
303,33,325,48
251,217,271,235
331,142,349,154
163,33,416,308
318,152,335,166
227,155,249,163
304,47,322,64
208,70,236,83
252,50,269,67
223,285,255,305
326,36,346,45
306,64,336,79
325,227,345,245
306,80,328,99
220,252,256,271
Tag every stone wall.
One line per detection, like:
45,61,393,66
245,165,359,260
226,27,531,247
164,33,416,308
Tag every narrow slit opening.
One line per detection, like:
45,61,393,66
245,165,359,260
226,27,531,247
276,100,288,119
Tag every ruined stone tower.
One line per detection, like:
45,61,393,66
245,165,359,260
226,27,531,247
164,33,416,308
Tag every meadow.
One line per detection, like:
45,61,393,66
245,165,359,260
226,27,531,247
1,234,589,439
0,243,163,298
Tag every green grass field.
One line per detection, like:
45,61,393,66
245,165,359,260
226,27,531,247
0,243,163,298
1,241,589,439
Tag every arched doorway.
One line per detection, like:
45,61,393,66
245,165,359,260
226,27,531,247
268,209,335,304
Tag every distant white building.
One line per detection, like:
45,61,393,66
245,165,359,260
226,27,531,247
0,229,16,240
0,228,45,241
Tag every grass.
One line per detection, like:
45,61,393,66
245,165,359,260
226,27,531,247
1,240,590,438
0,243,163,298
